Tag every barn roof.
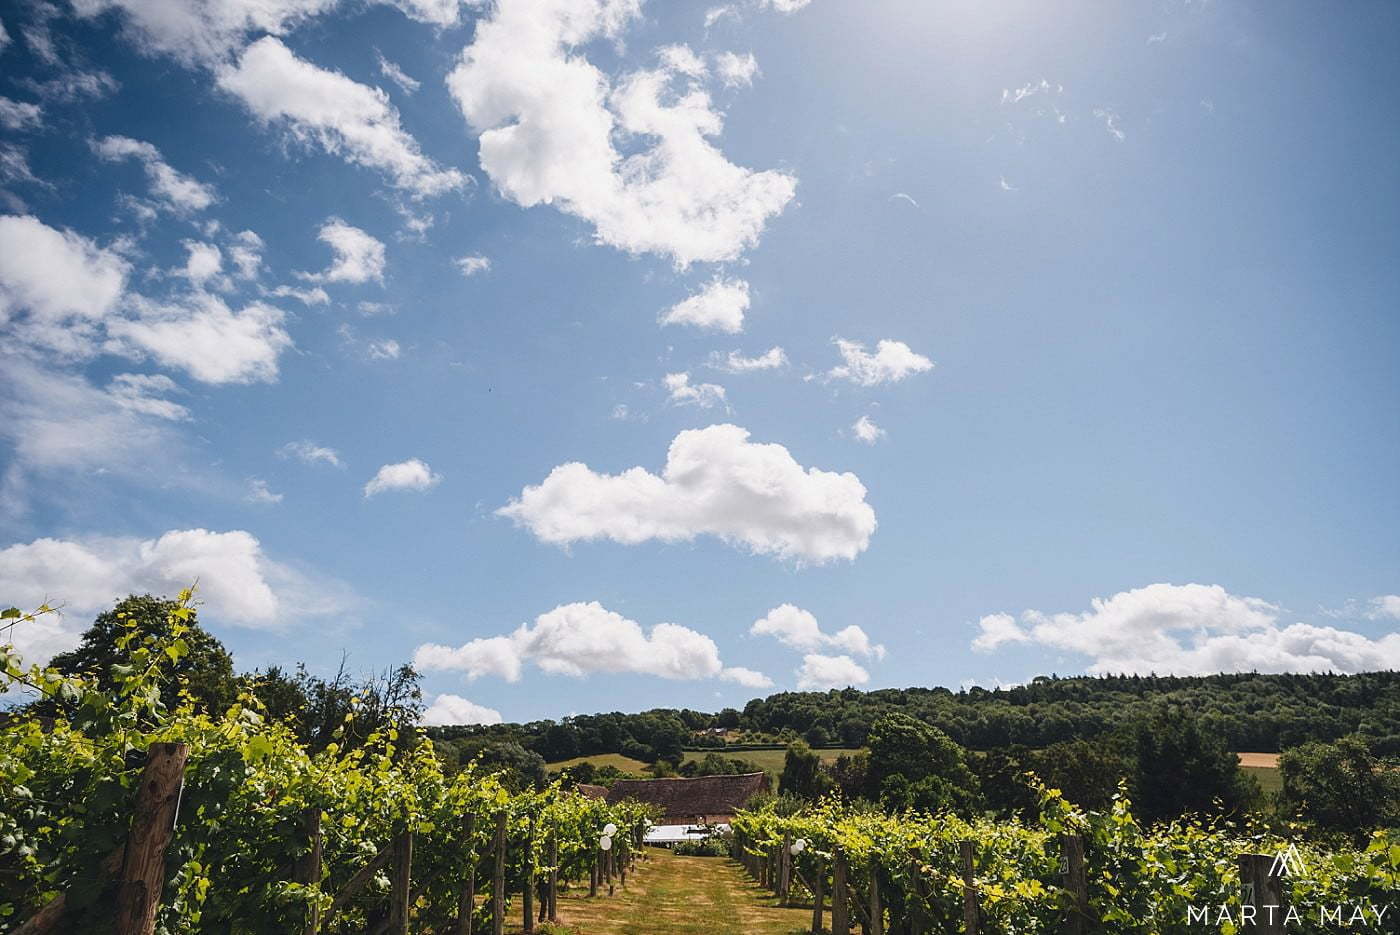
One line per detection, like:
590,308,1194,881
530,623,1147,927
604,772,769,822
575,783,609,800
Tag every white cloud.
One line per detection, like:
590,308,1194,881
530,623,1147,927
376,51,421,94
1147,32,1167,44
180,241,224,287
1368,595,1400,620
19,69,119,103
106,372,190,421
71,0,464,65
455,254,491,277
499,423,876,563
93,135,218,213
999,176,1016,192
447,3,795,266
664,372,727,409
0,215,129,358
703,5,737,28
0,529,319,649
228,230,263,279
366,338,401,360
764,0,811,12
218,37,467,198
1093,107,1125,142
660,278,749,333
245,478,283,503
110,294,292,385
796,653,868,690
889,192,919,208
970,582,1400,676
421,693,503,726
364,458,440,496
714,51,758,88
269,284,330,305
720,666,773,688
0,19,9,53
750,603,884,658
1001,78,1061,105
0,97,42,131
712,346,786,373
851,414,885,444
301,218,387,284
280,440,342,467
828,338,933,386
415,600,749,684
658,44,707,79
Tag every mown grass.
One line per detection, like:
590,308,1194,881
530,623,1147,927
682,747,861,778
511,848,810,935
546,753,652,774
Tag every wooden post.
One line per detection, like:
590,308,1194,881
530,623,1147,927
589,851,599,897
115,742,189,935
456,813,477,935
491,811,506,935
1060,834,1087,935
1238,854,1287,935
295,807,324,935
832,849,851,935
780,834,792,904
606,846,614,897
547,831,559,922
868,862,883,935
522,815,535,934
389,828,413,935
959,841,979,935
810,859,825,935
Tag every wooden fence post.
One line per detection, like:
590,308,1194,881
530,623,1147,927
780,834,792,904
868,861,883,935
810,859,825,935
522,816,535,934
832,849,851,935
389,828,413,935
547,831,559,922
115,742,189,935
1238,854,1287,935
1060,834,1087,935
959,841,979,935
589,850,599,898
456,813,477,935
491,811,506,935
295,806,323,935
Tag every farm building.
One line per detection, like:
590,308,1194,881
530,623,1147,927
599,772,770,825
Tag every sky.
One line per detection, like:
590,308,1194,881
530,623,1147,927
1,0,1398,727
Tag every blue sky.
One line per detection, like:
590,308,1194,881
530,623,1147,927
2,0,1398,725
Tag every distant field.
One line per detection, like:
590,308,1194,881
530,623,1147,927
683,747,862,776
547,753,651,774
1237,753,1282,796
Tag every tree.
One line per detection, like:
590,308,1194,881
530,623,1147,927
1130,709,1256,823
779,741,829,799
866,713,979,814
1280,736,1400,840
249,658,423,753
44,594,236,715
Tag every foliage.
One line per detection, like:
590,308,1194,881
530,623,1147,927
0,593,655,933
733,783,1400,934
1280,736,1400,842
39,594,238,716
866,712,979,814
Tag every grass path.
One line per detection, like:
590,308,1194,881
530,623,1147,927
513,848,811,935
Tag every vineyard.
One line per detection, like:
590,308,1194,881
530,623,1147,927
0,595,654,934
731,795,1398,934
3,592,1398,934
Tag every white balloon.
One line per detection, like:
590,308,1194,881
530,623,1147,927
790,838,807,855
599,835,613,851
603,823,618,836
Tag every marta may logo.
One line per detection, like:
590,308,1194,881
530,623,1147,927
1185,844,1392,928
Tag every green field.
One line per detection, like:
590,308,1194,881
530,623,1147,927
683,747,862,777
1242,765,1283,796
547,752,652,774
